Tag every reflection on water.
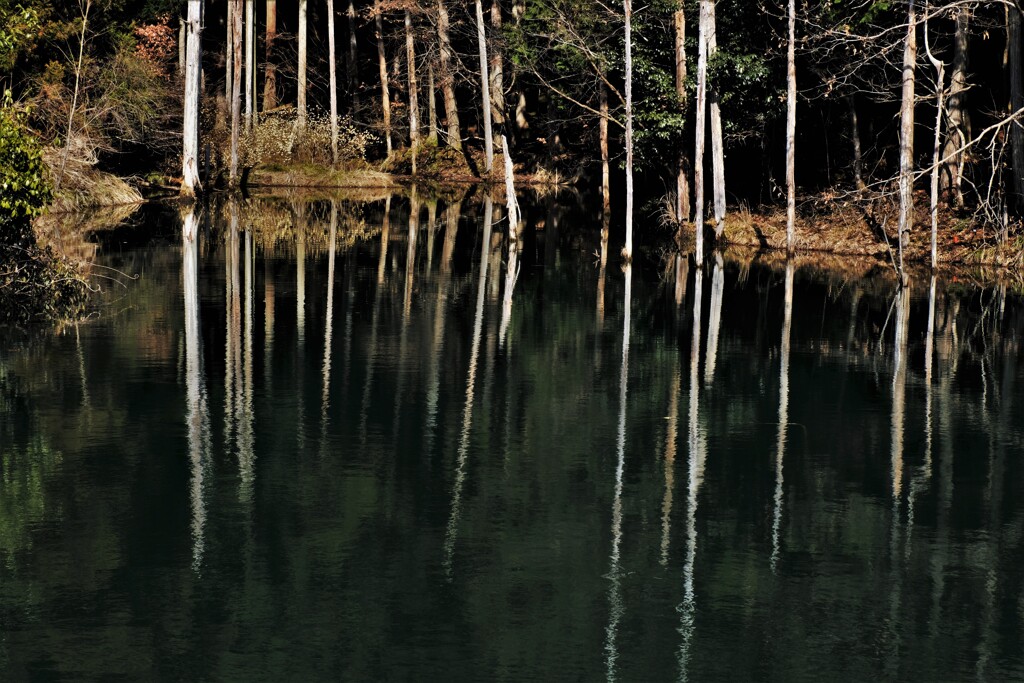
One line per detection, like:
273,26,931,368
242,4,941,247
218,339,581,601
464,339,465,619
1,192,1024,680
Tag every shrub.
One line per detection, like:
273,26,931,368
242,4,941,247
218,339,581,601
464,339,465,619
240,110,377,167
0,105,51,246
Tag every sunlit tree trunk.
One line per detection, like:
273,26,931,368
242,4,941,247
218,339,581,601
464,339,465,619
941,8,969,207
263,0,277,110
694,0,710,263
427,62,438,143
328,0,340,163
230,0,242,185
347,0,360,114
704,253,724,386
375,1,392,153
436,0,461,149
297,0,308,130
847,95,864,194
623,0,634,262
179,16,186,75
675,4,690,223
475,0,494,173
707,0,726,236
897,0,917,279
181,0,203,198
785,0,796,253
490,0,505,128
245,0,254,130
405,9,419,174
925,7,944,270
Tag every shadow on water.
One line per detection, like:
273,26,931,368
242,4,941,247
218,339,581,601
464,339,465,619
1,190,1024,679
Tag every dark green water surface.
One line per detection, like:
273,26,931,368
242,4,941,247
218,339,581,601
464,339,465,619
2,194,1023,680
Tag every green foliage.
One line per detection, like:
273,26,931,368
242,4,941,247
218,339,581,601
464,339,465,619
0,2,42,73
0,105,50,244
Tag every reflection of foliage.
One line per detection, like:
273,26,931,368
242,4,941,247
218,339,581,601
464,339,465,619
0,436,64,564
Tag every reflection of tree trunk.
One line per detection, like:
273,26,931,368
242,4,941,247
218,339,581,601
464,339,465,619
239,227,255,499
605,262,632,681
661,361,681,566
375,1,392,153
771,261,794,572
442,196,460,272
360,198,392,442
444,198,494,577
703,252,724,386
678,263,705,681
320,203,338,445
886,282,910,678
499,193,519,348
182,209,209,572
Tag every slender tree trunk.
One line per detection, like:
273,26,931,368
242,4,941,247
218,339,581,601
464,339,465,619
785,0,796,253
925,6,944,270
328,0,340,163
623,0,634,261
263,0,277,110
600,83,610,220
847,95,864,193
375,1,392,153
475,0,494,173
1010,6,1024,208
490,0,505,127
675,4,690,223
436,0,461,149
427,62,438,143
898,0,917,279
707,0,726,235
226,0,234,104
405,9,419,174
230,0,242,185
941,8,969,207
245,0,254,130
347,0,360,114
179,17,186,76
694,0,710,263
57,0,91,192
298,0,308,130
182,0,203,199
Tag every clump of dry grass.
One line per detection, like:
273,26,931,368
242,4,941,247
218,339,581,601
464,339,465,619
240,110,376,167
42,145,143,212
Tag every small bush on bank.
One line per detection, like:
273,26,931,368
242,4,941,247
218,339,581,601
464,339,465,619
240,110,377,168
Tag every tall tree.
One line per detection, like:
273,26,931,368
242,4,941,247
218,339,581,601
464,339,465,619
263,0,277,110
785,0,796,253
230,0,242,184
245,0,254,130
675,2,690,223
375,0,392,153
897,0,917,279
405,8,420,173
490,1,506,128
925,5,944,269
436,0,462,149
694,0,710,262
623,0,634,261
298,0,308,129
181,0,203,198
347,0,360,114
328,0,340,163
707,0,726,236
475,0,494,173
941,7,970,207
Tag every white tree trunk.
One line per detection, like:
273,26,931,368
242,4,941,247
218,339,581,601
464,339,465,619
245,0,254,130
230,0,242,184
623,0,634,261
694,0,710,263
675,5,690,223
263,0,277,110
785,0,796,253
405,9,419,174
475,0,494,173
181,0,203,198
600,83,610,220
329,0,340,163
427,62,438,143
707,0,726,235
436,0,461,149
898,0,917,280
298,0,308,129
490,0,505,127
925,6,944,270
375,1,392,153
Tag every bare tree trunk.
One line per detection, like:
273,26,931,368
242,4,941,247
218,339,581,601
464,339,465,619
57,0,91,192
375,1,392,154
694,0,710,263
600,83,610,220
1010,6,1024,208
179,16,186,76
847,95,864,193
263,0,277,110
707,0,726,236
475,0,494,173
329,0,339,163
226,0,234,104
623,0,634,261
230,0,242,185
785,0,796,253
925,6,945,270
182,0,203,199
897,0,917,280
298,0,308,130
675,4,690,223
490,0,505,127
436,0,461,149
405,9,419,174
427,62,438,143
941,7,969,207
347,0,360,114
245,0,254,130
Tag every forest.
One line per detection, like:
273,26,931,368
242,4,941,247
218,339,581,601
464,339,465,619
1,0,1024,317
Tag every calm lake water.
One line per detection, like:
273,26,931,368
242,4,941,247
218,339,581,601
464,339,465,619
2,192,1023,680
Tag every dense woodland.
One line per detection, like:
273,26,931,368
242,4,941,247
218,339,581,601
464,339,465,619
2,1,1024,270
